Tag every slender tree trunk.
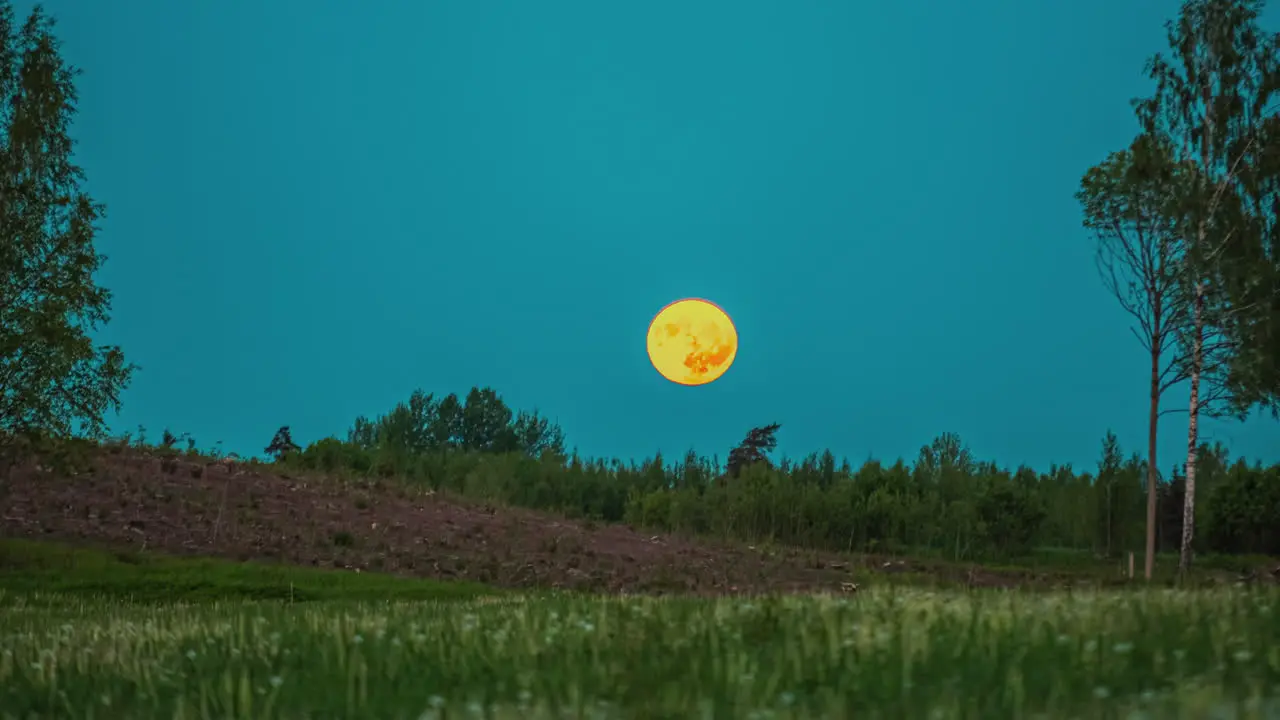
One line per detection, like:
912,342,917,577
1181,89,1212,579
1180,285,1204,577
1145,341,1160,581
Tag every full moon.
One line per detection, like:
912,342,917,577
646,298,738,386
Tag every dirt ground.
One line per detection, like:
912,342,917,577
2,450,1267,595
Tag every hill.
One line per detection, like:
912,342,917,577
3,446,1277,594
0,446,1087,594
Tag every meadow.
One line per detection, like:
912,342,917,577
2,578,1279,718
2,448,1279,718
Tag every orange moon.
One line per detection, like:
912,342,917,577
645,298,738,386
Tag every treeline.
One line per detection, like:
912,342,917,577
272,386,1280,561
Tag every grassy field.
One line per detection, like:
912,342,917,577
0,539,497,604
2,540,1279,718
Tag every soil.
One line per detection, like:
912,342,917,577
2,450,1272,595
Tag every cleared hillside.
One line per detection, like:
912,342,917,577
3,448,1273,593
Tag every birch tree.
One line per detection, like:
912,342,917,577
1134,0,1280,576
1,3,134,452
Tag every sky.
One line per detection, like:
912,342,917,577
15,0,1279,473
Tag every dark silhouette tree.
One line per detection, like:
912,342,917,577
0,2,134,446
159,428,190,450
264,426,300,461
726,423,781,479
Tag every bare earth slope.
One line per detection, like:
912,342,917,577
0,450,1098,593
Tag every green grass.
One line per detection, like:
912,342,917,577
898,544,1277,587
0,539,497,604
2,540,1279,717
1,587,1278,718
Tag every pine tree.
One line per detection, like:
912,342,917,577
726,423,781,479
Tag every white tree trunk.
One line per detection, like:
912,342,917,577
1179,284,1204,577
1181,85,1213,580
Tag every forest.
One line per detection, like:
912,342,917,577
249,385,1280,562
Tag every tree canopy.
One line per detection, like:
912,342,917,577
0,1,133,442
1135,0,1280,418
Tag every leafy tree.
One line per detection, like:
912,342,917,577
978,476,1046,557
1217,118,1280,416
1204,458,1280,554
460,387,515,452
1095,430,1125,557
511,409,566,459
725,422,781,479
674,448,712,490
341,386,564,463
1077,133,1193,579
347,415,377,450
1134,0,1280,575
360,389,438,455
430,393,464,449
0,2,134,448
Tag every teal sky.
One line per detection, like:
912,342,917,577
22,0,1279,473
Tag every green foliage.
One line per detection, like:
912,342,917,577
1134,0,1280,416
1203,458,1280,554
1080,0,1280,575
1078,132,1194,361
341,386,564,462
272,388,1280,560
0,1,135,444
0,538,496,603
295,436,372,474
